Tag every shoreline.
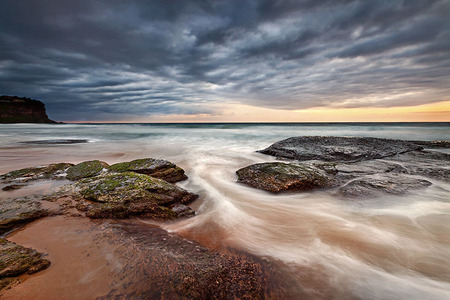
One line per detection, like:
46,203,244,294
1,132,449,299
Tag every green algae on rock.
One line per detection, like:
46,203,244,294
236,162,332,193
0,163,73,182
0,238,50,290
66,160,109,181
75,172,198,219
109,158,187,183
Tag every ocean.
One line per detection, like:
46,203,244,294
1,122,449,299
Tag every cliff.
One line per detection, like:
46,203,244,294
0,96,57,123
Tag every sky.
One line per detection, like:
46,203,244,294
1,0,449,122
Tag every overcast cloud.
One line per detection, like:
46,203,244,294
1,0,449,121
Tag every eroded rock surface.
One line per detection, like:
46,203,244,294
0,198,48,234
109,158,187,183
0,238,50,289
236,162,333,193
337,174,432,198
258,136,422,162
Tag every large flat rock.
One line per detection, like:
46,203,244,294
258,136,422,162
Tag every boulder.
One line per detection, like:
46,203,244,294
66,160,109,181
236,162,333,193
258,136,422,162
337,174,432,198
108,158,187,183
0,163,73,182
0,238,50,290
75,172,198,219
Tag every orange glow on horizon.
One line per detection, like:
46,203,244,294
64,100,450,123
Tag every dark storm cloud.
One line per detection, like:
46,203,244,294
0,0,449,121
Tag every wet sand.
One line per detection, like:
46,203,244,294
1,216,121,299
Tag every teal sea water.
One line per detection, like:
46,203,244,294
1,122,449,299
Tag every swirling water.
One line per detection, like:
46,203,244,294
1,122,449,299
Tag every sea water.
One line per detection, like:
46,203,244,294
0,122,449,299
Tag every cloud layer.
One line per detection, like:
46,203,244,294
1,0,449,121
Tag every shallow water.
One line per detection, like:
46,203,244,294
1,122,449,299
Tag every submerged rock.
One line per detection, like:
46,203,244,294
109,158,187,183
236,162,333,193
338,174,432,198
66,160,109,181
0,163,73,182
98,222,298,299
21,139,88,145
0,198,48,235
0,238,50,289
258,136,422,162
1,184,27,191
75,172,198,219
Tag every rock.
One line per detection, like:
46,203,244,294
21,139,88,145
1,184,27,191
0,163,74,182
97,222,297,299
407,140,450,149
0,95,57,123
236,162,333,193
258,136,422,162
383,150,450,182
75,172,198,219
0,238,50,290
66,160,109,181
337,174,432,198
109,158,187,183
0,198,48,234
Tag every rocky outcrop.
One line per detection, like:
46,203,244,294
238,136,449,198
258,136,422,162
0,238,50,289
109,158,187,183
0,95,56,123
236,162,333,193
75,172,197,219
66,160,109,181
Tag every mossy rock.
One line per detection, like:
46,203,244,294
0,163,74,182
0,238,50,290
76,172,197,219
66,160,109,181
236,162,333,193
109,158,187,183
